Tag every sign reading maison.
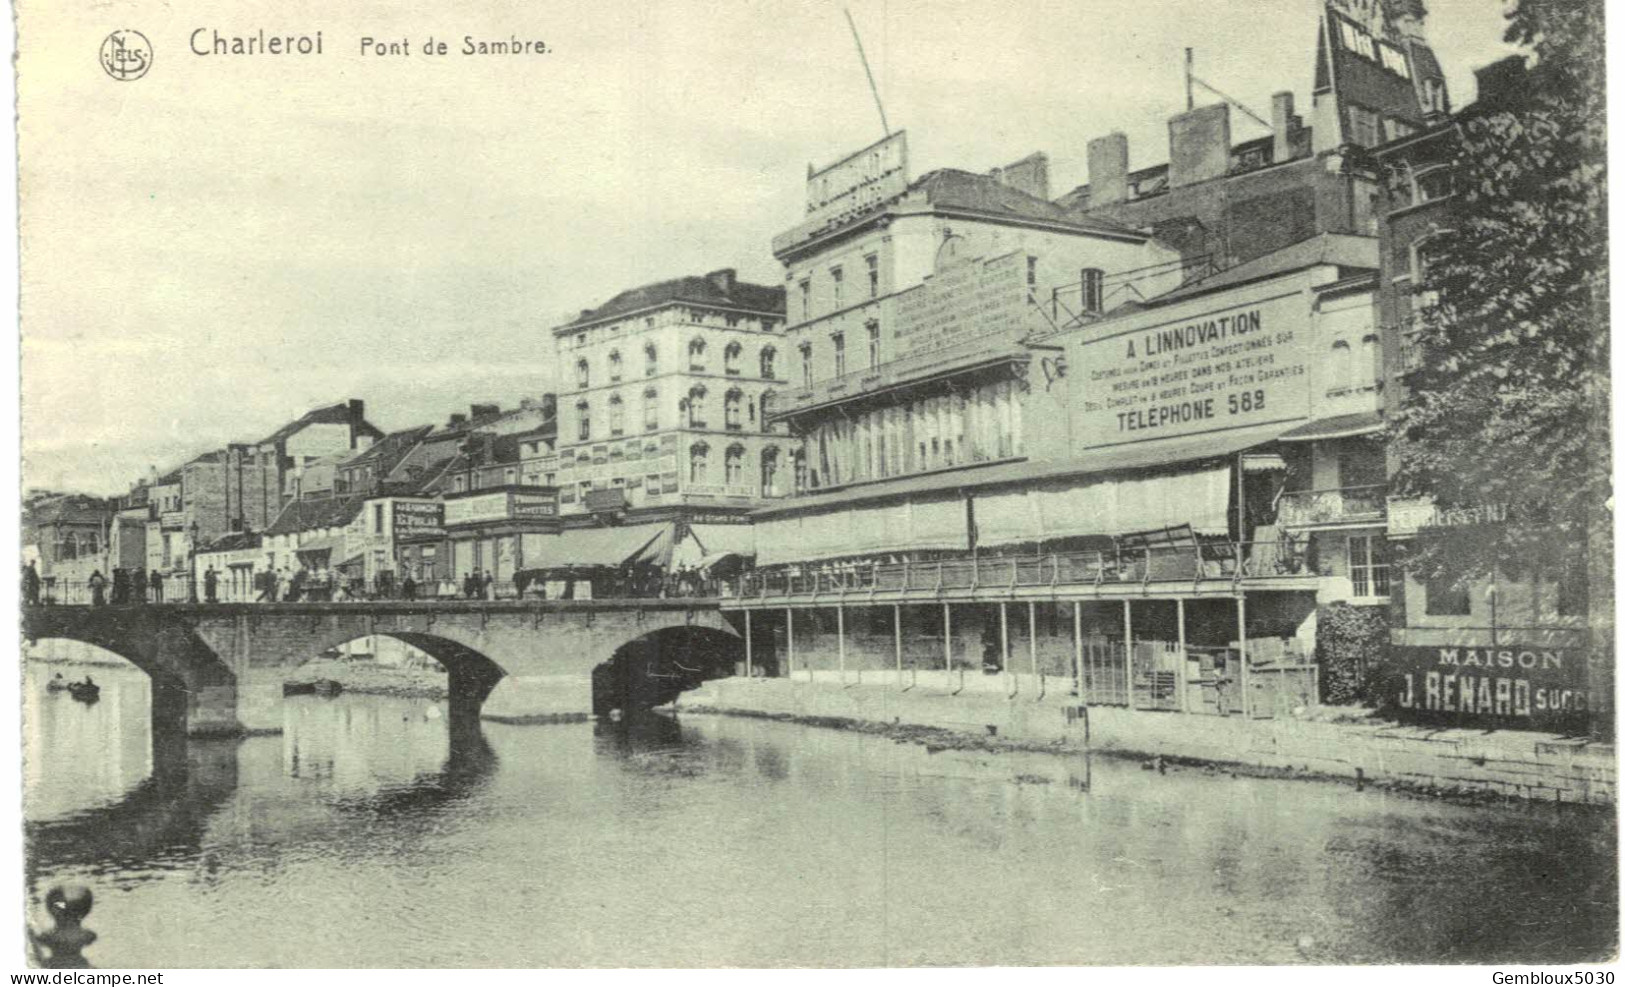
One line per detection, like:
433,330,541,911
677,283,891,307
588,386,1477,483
1392,644,1596,730
893,253,1030,358
1071,288,1312,448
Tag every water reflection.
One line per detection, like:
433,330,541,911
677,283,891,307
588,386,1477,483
20,680,1618,968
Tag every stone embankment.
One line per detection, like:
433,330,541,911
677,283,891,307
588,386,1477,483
675,674,1615,806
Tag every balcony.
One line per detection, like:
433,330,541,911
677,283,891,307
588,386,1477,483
1277,485,1387,529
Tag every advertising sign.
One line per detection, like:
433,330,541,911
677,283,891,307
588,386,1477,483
893,253,1030,359
512,493,557,518
392,500,444,540
1391,644,1598,730
1070,286,1312,449
444,493,508,527
772,132,909,254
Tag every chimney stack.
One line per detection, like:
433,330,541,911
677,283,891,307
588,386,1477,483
1086,133,1130,208
1168,103,1231,189
705,268,737,294
470,403,500,420
1271,92,1298,162
988,152,1051,201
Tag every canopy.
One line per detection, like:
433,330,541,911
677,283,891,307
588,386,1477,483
295,536,342,559
972,461,1232,550
755,494,969,565
687,524,757,558
526,524,670,569
335,553,365,571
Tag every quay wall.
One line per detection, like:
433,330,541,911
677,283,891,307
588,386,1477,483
675,675,1617,805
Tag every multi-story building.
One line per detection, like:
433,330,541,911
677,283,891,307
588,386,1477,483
1373,55,1601,733
727,0,1450,712
542,268,785,572
138,400,383,581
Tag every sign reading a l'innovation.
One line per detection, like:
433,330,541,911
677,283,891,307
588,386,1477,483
1070,285,1312,449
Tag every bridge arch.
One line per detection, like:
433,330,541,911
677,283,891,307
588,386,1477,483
592,624,743,716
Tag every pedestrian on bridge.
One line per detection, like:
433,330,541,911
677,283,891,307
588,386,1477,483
402,573,417,601
23,560,40,606
204,566,219,604
149,569,164,604
88,570,107,607
481,570,495,600
131,568,146,605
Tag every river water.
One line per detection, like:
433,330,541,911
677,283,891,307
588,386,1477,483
22,661,1618,967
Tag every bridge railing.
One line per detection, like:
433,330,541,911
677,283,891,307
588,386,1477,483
32,574,199,606
732,541,1320,600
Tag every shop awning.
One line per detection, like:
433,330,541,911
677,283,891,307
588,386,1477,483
687,524,757,558
973,461,1232,549
527,524,670,569
1275,411,1384,443
335,553,365,571
1242,452,1289,472
756,493,969,566
295,536,342,559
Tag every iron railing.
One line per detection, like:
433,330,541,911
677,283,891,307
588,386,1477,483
1277,485,1388,527
735,541,1319,599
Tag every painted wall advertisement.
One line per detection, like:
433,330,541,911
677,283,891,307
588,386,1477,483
1070,288,1312,449
892,252,1030,358
1390,644,1600,730
392,500,444,539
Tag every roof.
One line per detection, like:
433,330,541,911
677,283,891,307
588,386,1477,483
564,273,785,330
256,402,384,448
24,496,111,528
753,421,1296,519
341,425,432,470
265,496,363,536
1276,411,1385,443
1149,233,1379,305
906,168,1141,238
198,531,263,554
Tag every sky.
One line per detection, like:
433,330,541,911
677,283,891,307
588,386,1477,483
18,0,1519,496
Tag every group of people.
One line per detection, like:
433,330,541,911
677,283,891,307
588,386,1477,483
38,563,178,607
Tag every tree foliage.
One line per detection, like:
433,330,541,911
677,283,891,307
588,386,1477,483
1390,0,1609,582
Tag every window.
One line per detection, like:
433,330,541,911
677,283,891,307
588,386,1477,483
1328,340,1352,394
644,342,658,377
792,448,807,493
688,443,709,483
799,341,813,386
724,389,743,431
643,387,659,431
798,279,811,321
1425,575,1471,616
833,332,846,376
760,447,780,497
725,445,745,485
1415,167,1453,203
578,480,592,502
1378,42,1410,78
866,254,879,298
687,385,707,428
1558,563,1589,617
575,358,590,389
1026,256,1038,290
1421,77,1446,115
831,266,844,308
724,341,742,375
608,395,625,435
865,321,881,369
759,391,774,421
688,337,707,370
504,467,516,485
1080,268,1104,314
1348,535,1390,598
760,345,777,380
373,504,385,534
576,401,591,441
1349,105,1381,148
608,350,622,382
1359,334,1381,390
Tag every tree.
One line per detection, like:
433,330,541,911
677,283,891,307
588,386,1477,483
1389,0,1609,593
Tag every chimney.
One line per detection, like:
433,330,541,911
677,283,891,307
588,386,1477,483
449,413,467,427
519,397,537,410
470,403,500,420
347,399,365,426
1271,92,1298,162
705,268,737,294
1086,133,1130,208
989,152,1051,200
1168,103,1231,189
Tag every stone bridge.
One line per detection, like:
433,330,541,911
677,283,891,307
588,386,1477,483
23,600,742,739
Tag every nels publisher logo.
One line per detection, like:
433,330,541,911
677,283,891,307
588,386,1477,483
100,29,152,81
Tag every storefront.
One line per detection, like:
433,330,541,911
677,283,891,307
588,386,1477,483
442,486,559,596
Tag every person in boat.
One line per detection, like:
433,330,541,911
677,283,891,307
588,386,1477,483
81,676,95,688
50,672,64,689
